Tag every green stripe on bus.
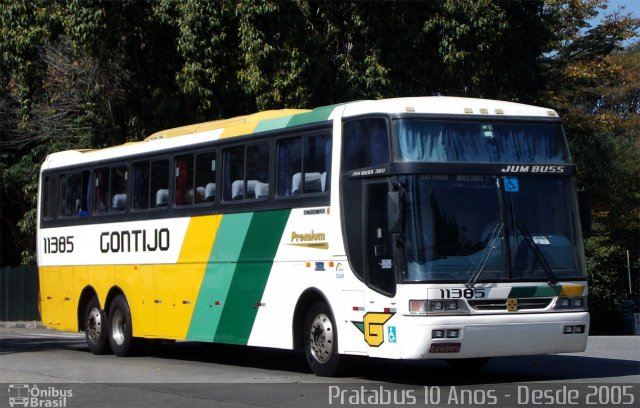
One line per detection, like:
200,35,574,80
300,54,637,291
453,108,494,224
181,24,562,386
286,104,340,128
214,209,291,344
508,285,561,298
186,213,254,341
252,116,294,133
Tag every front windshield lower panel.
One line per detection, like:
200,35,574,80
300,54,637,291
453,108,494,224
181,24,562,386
402,174,586,283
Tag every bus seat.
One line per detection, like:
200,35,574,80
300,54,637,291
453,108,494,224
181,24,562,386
292,172,322,194
196,186,207,202
321,172,327,191
255,181,269,198
232,180,261,200
112,194,127,211
156,189,169,207
231,180,244,199
204,183,216,201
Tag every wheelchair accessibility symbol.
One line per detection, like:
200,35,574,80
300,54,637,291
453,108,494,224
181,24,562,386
387,326,397,343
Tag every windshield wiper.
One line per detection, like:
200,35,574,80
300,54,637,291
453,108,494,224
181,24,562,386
515,223,558,285
466,222,503,287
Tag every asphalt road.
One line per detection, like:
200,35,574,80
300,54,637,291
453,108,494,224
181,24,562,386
1,327,639,407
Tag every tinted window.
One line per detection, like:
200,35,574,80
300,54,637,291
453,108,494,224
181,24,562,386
195,151,216,203
132,161,150,210
110,166,128,212
277,133,331,196
175,154,194,206
343,119,389,171
150,160,169,208
59,171,89,217
41,176,54,220
94,167,109,214
224,143,270,201
394,120,570,163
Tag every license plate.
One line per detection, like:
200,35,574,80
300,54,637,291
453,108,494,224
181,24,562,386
429,342,461,353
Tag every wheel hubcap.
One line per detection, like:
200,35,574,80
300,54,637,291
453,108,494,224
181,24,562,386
309,313,333,363
111,307,126,346
87,307,102,344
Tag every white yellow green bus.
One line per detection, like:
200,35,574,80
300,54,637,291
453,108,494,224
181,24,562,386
37,97,589,376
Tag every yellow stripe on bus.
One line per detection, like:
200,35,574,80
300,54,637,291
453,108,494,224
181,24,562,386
219,109,305,139
153,215,223,340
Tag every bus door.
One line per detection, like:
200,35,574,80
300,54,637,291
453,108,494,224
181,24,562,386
363,181,399,354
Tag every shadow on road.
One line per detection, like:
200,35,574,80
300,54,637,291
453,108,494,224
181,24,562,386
2,331,638,385
138,339,640,385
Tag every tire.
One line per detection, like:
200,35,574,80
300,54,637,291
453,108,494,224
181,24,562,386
107,294,137,357
304,302,344,376
447,357,490,370
84,296,111,355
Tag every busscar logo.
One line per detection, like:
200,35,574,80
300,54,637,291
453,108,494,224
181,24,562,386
8,384,73,407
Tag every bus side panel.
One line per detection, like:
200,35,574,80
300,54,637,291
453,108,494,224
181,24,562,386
39,266,62,328
247,206,349,350
186,210,291,344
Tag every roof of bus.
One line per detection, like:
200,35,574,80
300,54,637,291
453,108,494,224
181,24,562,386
42,96,558,170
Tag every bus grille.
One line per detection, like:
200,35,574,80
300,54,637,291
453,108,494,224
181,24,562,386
468,298,552,311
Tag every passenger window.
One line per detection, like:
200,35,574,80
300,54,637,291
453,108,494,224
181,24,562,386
94,168,109,214
132,161,150,210
195,152,216,203
175,154,194,206
150,160,169,208
246,143,269,199
59,171,89,217
110,166,128,212
277,133,330,196
58,174,67,217
223,143,270,201
305,134,331,193
343,119,389,171
41,176,54,220
277,137,302,196
223,146,244,201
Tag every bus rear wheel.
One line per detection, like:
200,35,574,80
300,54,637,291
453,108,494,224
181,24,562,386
84,297,111,355
108,294,137,357
304,302,344,376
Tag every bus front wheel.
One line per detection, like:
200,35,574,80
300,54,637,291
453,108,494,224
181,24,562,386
84,296,111,355
304,302,344,376
108,294,136,357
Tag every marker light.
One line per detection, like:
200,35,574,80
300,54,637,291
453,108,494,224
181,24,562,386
432,330,445,339
409,300,428,314
446,329,460,338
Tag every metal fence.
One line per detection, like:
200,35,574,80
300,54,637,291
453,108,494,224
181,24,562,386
0,265,40,321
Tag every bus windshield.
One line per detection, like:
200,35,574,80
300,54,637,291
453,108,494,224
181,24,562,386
394,119,571,163
402,175,585,282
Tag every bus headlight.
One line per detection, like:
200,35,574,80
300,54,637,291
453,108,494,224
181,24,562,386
555,296,587,310
409,299,468,315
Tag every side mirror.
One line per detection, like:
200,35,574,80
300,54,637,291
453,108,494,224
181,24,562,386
577,189,592,239
388,191,402,233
